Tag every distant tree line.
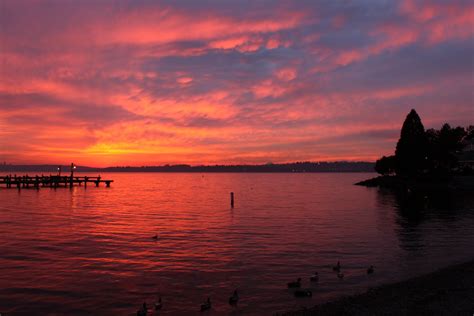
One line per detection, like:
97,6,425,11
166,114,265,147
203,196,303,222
0,161,375,173
375,109,474,177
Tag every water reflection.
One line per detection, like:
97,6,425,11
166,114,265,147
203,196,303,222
1,173,473,315
376,187,474,253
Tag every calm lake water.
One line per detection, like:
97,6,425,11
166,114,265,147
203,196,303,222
1,172,473,315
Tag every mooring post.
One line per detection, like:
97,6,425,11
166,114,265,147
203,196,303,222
230,192,234,208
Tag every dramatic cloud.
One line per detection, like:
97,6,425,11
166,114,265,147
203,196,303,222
0,0,473,166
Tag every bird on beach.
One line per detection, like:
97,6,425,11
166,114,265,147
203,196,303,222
200,297,211,312
310,272,319,282
154,297,162,310
333,261,341,272
337,272,344,279
229,290,239,305
287,278,302,288
367,265,375,274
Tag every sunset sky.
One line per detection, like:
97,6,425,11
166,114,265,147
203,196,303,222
0,0,473,166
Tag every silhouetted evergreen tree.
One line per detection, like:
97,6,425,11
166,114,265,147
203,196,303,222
395,109,428,176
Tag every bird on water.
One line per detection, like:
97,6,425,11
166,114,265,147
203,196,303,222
287,278,302,288
367,265,375,274
200,297,211,312
154,297,162,310
136,302,147,316
229,290,239,305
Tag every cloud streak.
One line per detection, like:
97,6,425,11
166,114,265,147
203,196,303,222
0,0,473,166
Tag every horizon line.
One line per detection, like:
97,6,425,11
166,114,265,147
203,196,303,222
0,160,376,169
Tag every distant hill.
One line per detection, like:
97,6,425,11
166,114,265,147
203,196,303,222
0,162,374,173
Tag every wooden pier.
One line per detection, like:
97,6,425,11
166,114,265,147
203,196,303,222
0,174,113,190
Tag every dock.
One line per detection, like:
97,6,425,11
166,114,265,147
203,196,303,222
0,175,113,190
0,163,113,190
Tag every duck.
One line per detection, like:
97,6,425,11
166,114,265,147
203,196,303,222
367,265,375,274
332,261,341,272
200,297,211,312
154,297,162,310
137,302,147,316
287,278,302,288
337,272,344,279
152,234,159,240
294,289,312,297
228,290,239,305
310,272,319,282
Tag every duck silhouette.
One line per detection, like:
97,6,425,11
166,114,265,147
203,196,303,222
294,289,312,297
154,297,162,310
367,265,375,274
228,290,239,305
287,278,301,288
200,297,211,312
332,261,341,272
136,302,147,316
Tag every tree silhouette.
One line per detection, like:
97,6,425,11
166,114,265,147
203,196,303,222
375,155,396,175
426,123,466,172
395,109,428,176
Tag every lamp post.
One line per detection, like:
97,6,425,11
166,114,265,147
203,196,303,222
70,163,76,188
57,166,62,177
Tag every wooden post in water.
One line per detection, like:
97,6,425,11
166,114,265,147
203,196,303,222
230,192,234,208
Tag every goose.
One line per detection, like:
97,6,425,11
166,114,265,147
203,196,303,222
200,297,211,312
332,261,341,272
287,278,301,288
337,272,344,279
228,290,239,305
294,289,312,297
367,265,375,274
310,272,319,282
154,297,162,310
137,302,147,316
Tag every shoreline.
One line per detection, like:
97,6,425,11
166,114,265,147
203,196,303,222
354,175,474,191
281,259,474,315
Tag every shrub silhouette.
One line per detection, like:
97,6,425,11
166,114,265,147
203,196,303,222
375,155,396,175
